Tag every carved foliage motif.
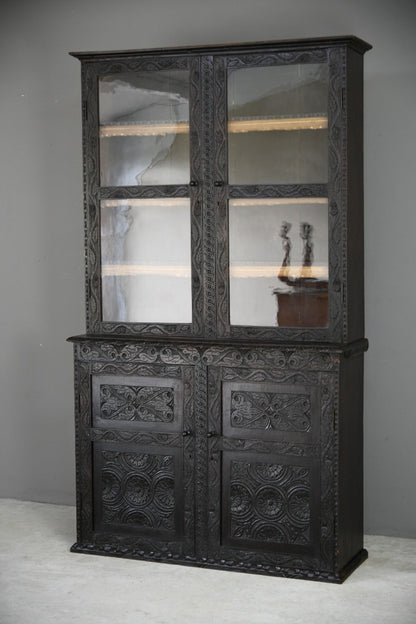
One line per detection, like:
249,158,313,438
228,459,311,546
100,384,174,423
327,46,346,341
201,54,217,337
75,340,340,374
230,390,311,432
212,56,229,336
83,64,100,333
226,49,327,69
99,449,176,531
188,58,204,336
202,345,338,372
228,184,328,199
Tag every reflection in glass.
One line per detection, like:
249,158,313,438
229,198,328,327
228,64,328,184
99,70,190,186
101,199,192,323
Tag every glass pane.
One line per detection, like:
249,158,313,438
229,198,328,327
228,64,328,184
99,70,190,186
101,198,192,323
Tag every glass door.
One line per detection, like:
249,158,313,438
214,54,331,339
87,59,203,334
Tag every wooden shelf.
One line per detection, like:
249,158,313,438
99,115,328,138
101,263,328,279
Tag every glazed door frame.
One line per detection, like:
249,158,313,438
81,55,205,337
211,46,347,343
80,44,348,343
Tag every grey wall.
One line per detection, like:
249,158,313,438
0,0,415,538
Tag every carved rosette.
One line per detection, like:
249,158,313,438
98,450,176,532
228,460,311,546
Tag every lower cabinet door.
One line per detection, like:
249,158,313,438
93,441,187,547
206,364,335,575
78,363,195,559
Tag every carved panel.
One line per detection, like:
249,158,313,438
189,57,204,337
92,374,182,431
202,345,338,371
89,429,181,446
201,54,217,337
99,384,174,423
94,444,180,537
228,184,328,199
220,437,318,458
212,56,229,336
99,185,190,200
88,56,190,74
226,49,328,69
327,46,347,342
230,390,312,433
92,362,181,378
222,379,318,443
223,454,315,552
77,341,201,366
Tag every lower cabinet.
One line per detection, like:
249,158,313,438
70,338,367,582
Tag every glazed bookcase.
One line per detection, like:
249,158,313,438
68,36,371,582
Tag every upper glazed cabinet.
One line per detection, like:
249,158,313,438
72,36,371,342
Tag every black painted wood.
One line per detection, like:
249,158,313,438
76,37,370,342
69,37,370,582
69,336,368,581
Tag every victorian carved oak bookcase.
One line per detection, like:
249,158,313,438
68,36,371,582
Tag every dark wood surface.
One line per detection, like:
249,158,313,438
69,37,370,582
75,37,369,343
70,35,372,59
70,336,367,581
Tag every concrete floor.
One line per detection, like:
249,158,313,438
0,499,415,624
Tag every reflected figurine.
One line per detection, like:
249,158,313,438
300,222,313,268
280,221,292,267
278,221,292,281
274,219,328,327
